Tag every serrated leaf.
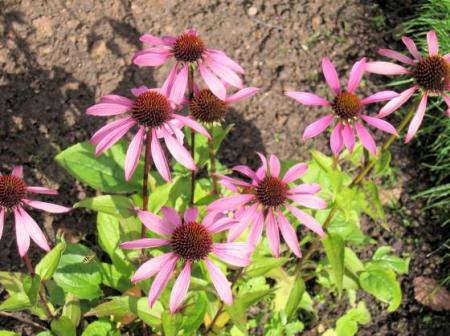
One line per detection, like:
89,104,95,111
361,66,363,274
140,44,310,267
322,234,345,295
74,195,135,218
36,242,66,281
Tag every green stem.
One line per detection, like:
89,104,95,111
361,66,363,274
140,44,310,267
188,65,196,206
208,135,219,195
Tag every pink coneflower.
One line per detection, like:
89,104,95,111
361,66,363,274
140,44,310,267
207,153,327,258
286,58,399,156
0,166,70,256
189,86,259,123
366,31,450,143
133,29,244,101
120,207,251,313
86,85,210,182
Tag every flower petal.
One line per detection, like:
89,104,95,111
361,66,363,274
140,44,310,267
276,210,302,257
184,208,199,223
378,48,415,65
347,58,366,93
322,57,341,94
204,258,233,305
212,242,251,267
125,126,145,181
169,261,192,314
86,102,131,116
199,63,226,100
303,115,334,139
133,49,172,67
227,203,258,242
285,91,331,106
205,217,237,234
11,166,23,178
365,61,409,75
26,186,58,195
150,129,171,182
402,36,422,60
23,199,71,213
379,86,417,117
0,209,4,240
132,252,176,283
266,209,280,257
90,117,134,146
131,86,149,97
161,207,181,228
137,210,174,236
163,130,196,171
13,208,30,257
120,238,169,249
95,119,136,155
173,114,211,139
169,65,188,105
286,204,324,237
361,91,400,105
99,95,134,107
405,94,428,143
161,64,179,97
247,209,264,248
342,123,355,153
232,165,258,181
288,194,327,210
269,154,281,177
148,255,178,307
330,122,344,156
140,34,174,46
206,59,243,88
226,87,259,103
289,183,321,194
18,207,50,252
207,194,254,213
207,49,244,74
283,163,308,183
427,31,439,56
360,115,398,135
354,121,377,155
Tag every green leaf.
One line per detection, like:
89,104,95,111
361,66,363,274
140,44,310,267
284,275,305,319
373,150,392,177
0,331,20,336
359,265,402,312
36,242,66,280
0,293,31,311
136,298,163,329
85,296,137,319
51,316,76,336
100,263,132,292
62,293,81,327
344,248,364,276
245,257,289,277
55,141,142,192
75,195,135,218
53,244,103,300
360,181,385,221
335,302,371,336
81,319,120,336
322,234,345,295
181,292,208,334
162,311,182,336
0,272,29,294
311,150,334,173
23,275,41,307
372,246,410,274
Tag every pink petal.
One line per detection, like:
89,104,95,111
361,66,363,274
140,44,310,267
125,127,145,181
360,115,398,135
161,64,179,97
13,208,30,257
215,175,251,188
232,165,258,181
286,204,324,237
26,186,58,195
206,49,245,74
204,258,233,305
199,63,226,100
330,122,344,156
289,183,321,194
23,199,71,213
427,31,439,56
266,209,280,257
365,61,409,76
269,154,281,177
86,102,131,116
18,207,50,252
276,210,302,258
184,208,199,223
0,209,4,240
161,207,181,227
322,57,341,94
90,117,135,146
173,114,211,139
95,119,137,155
11,166,23,178
379,86,417,117
354,121,377,155
131,86,149,97
212,242,251,267
140,34,174,46
288,194,327,209
347,58,366,93
137,210,174,236
206,59,243,88
204,217,236,234
402,36,422,60
151,129,171,182
162,130,196,171
247,209,264,247
169,261,192,314
226,87,259,103
405,94,428,143
378,48,414,65
169,65,188,105
99,95,134,107
227,203,258,242
283,163,308,183
207,194,254,213
303,115,334,139
120,238,169,249
256,152,268,175
361,91,400,105
342,123,355,153
285,91,331,106
133,49,172,67
132,252,176,283
148,255,178,307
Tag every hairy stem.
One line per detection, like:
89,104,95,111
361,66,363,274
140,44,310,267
188,64,196,206
141,130,152,239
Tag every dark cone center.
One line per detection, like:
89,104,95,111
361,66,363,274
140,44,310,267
414,55,450,92
0,175,27,209
173,33,205,63
131,91,172,128
332,91,362,119
256,176,288,208
190,89,228,123
170,222,213,261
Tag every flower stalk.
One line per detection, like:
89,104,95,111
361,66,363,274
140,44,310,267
208,128,219,195
188,64,196,206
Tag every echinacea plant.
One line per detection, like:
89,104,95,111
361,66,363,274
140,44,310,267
4,27,442,336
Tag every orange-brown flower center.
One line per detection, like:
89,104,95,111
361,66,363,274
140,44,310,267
170,222,213,261
332,91,362,119
0,175,27,209
190,89,229,123
131,91,172,128
173,33,205,63
256,176,288,208
414,55,450,92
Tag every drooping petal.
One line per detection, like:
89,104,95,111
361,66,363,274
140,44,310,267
162,130,196,171
199,63,226,100
361,91,400,105
286,204,324,237
161,207,182,228
173,114,211,139
0,209,4,240
256,152,268,176
276,210,302,257
354,121,377,155
169,261,192,314
26,186,58,195
226,87,259,103
184,208,198,223
133,49,172,67
365,61,409,76
227,203,258,242
342,123,355,153
150,129,171,182
11,166,23,178
206,49,245,74
95,119,137,155
427,31,439,56
330,122,344,156
161,63,179,97
86,102,131,116
322,57,341,94
402,36,422,60
289,183,321,194
207,194,254,213
13,208,30,257
266,208,280,257
90,117,135,146
379,86,417,117
132,252,177,283
269,154,281,177
125,126,145,181
283,163,308,183
204,258,233,305
378,48,415,65
405,94,428,143
137,210,175,236
22,199,71,213
169,65,188,105
247,209,264,247
148,255,178,307
347,58,366,93
285,92,331,106
288,194,327,210
17,207,50,252
212,242,251,267
303,115,334,139
360,115,398,135
120,238,169,249
232,165,258,181
206,59,243,88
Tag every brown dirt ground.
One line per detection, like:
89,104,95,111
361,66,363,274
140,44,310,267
0,0,448,335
